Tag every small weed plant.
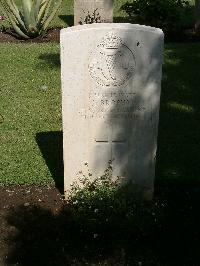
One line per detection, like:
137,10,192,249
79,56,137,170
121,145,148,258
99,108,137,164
68,161,124,217
67,161,154,251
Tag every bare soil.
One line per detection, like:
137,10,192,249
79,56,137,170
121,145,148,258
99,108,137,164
0,185,64,265
0,28,60,43
0,185,200,265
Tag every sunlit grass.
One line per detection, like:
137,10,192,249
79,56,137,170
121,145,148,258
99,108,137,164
0,43,61,185
167,102,194,114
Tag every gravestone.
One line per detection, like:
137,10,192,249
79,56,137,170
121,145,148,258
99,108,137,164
61,23,164,199
74,0,113,25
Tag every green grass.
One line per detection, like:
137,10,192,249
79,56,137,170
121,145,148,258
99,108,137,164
1,43,200,186
156,42,200,186
0,43,62,185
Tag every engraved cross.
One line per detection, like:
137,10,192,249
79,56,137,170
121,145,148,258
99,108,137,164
95,125,126,160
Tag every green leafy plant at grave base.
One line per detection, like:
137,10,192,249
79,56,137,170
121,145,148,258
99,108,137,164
68,161,121,211
0,0,63,39
67,161,154,244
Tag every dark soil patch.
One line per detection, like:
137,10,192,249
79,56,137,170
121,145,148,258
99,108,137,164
0,185,200,265
0,28,60,43
0,185,64,266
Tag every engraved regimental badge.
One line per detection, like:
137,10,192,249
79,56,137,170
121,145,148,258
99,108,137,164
89,32,136,88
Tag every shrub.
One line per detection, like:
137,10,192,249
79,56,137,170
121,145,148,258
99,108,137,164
66,161,154,248
67,161,125,218
121,0,191,35
0,0,62,39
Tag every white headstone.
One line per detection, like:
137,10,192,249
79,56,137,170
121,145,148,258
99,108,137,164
61,24,164,199
74,0,113,25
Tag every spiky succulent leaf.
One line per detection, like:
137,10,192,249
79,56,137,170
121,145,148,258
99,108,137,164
0,1,29,39
43,0,63,30
0,0,63,39
9,18,29,39
10,0,21,14
41,0,52,21
29,6,38,31
38,0,49,23
21,0,33,28
1,0,21,26
0,1,17,26
34,0,43,20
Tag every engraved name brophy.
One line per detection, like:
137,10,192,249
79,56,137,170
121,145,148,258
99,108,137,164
89,32,136,87
89,92,145,113
78,92,146,119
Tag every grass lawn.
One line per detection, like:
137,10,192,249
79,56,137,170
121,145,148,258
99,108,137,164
0,43,62,185
0,42,200,187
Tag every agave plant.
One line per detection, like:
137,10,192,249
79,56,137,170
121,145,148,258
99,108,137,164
0,0,62,39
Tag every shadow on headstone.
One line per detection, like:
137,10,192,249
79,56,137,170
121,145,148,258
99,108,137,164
36,131,64,193
59,15,74,26
95,33,163,196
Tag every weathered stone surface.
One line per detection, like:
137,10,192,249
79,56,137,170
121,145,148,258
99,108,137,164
61,23,164,198
74,0,113,25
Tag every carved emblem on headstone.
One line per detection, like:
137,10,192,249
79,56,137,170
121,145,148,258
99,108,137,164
89,32,136,88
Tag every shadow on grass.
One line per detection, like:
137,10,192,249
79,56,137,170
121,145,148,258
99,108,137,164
4,187,200,265
155,43,200,186
59,15,74,27
37,53,60,69
36,131,64,193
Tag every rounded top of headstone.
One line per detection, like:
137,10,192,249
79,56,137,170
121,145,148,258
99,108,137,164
61,23,164,36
